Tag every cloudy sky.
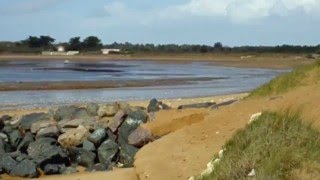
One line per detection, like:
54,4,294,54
0,0,319,46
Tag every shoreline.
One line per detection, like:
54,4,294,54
0,53,314,69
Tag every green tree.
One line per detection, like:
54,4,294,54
68,37,81,50
82,36,102,50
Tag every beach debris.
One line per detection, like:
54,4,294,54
128,126,154,147
248,112,262,124
178,102,216,110
211,99,238,110
58,125,89,148
248,169,256,177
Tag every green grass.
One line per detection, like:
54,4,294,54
198,111,320,180
249,61,320,97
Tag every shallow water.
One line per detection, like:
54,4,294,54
0,59,286,110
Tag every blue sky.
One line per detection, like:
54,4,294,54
0,0,319,46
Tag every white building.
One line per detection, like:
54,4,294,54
101,48,121,55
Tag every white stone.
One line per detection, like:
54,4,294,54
248,169,256,177
248,112,262,124
218,149,224,158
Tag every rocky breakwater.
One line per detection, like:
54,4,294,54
0,100,169,178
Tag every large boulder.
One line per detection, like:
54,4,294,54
36,125,59,138
98,140,119,165
147,98,159,113
20,113,51,130
10,159,38,178
30,120,57,134
27,137,69,168
54,106,89,121
0,154,17,173
108,110,126,133
58,125,89,148
69,148,96,168
8,130,22,148
17,132,34,152
118,110,147,144
98,104,118,118
44,164,66,175
119,144,139,167
128,126,153,147
86,103,99,116
88,128,107,145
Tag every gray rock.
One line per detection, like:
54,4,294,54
44,164,66,175
88,128,107,145
8,130,22,148
36,125,59,138
2,126,13,134
119,144,139,167
30,120,57,134
17,132,34,152
98,140,119,165
86,163,109,172
27,137,68,168
69,148,96,167
98,104,118,118
20,113,51,130
127,109,148,123
118,112,145,144
58,125,89,148
0,138,5,154
128,126,153,147
0,132,8,142
178,102,216,110
60,166,78,174
10,159,38,178
147,98,159,112
83,140,96,152
53,106,78,121
108,110,126,133
0,154,17,173
73,107,90,119
58,118,97,133
0,115,11,128
86,103,99,116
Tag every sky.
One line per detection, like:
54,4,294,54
0,0,319,46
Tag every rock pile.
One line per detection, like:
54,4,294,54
0,102,157,178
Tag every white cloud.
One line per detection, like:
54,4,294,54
102,0,320,24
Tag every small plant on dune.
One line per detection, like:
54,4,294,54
197,111,320,180
249,61,320,97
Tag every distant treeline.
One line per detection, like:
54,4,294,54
0,35,319,54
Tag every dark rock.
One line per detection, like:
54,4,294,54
118,113,145,144
0,132,8,142
177,102,216,110
0,167,3,174
119,144,139,167
83,140,96,152
128,126,153,147
158,101,171,110
86,163,109,172
4,142,14,153
0,115,7,130
17,132,34,152
27,137,69,168
0,138,5,154
53,106,78,121
73,107,90,119
211,100,238,110
10,159,38,178
14,153,29,163
147,98,159,113
69,148,96,168
36,125,59,138
20,113,51,130
86,103,99,116
0,154,17,173
60,166,78,174
2,126,13,134
98,140,119,165
44,164,66,175
88,128,107,145
108,110,126,133
8,130,22,148
128,110,148,123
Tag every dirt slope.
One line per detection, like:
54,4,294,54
134,84,320,180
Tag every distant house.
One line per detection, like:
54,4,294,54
101,48,121,55
57,46,65,52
